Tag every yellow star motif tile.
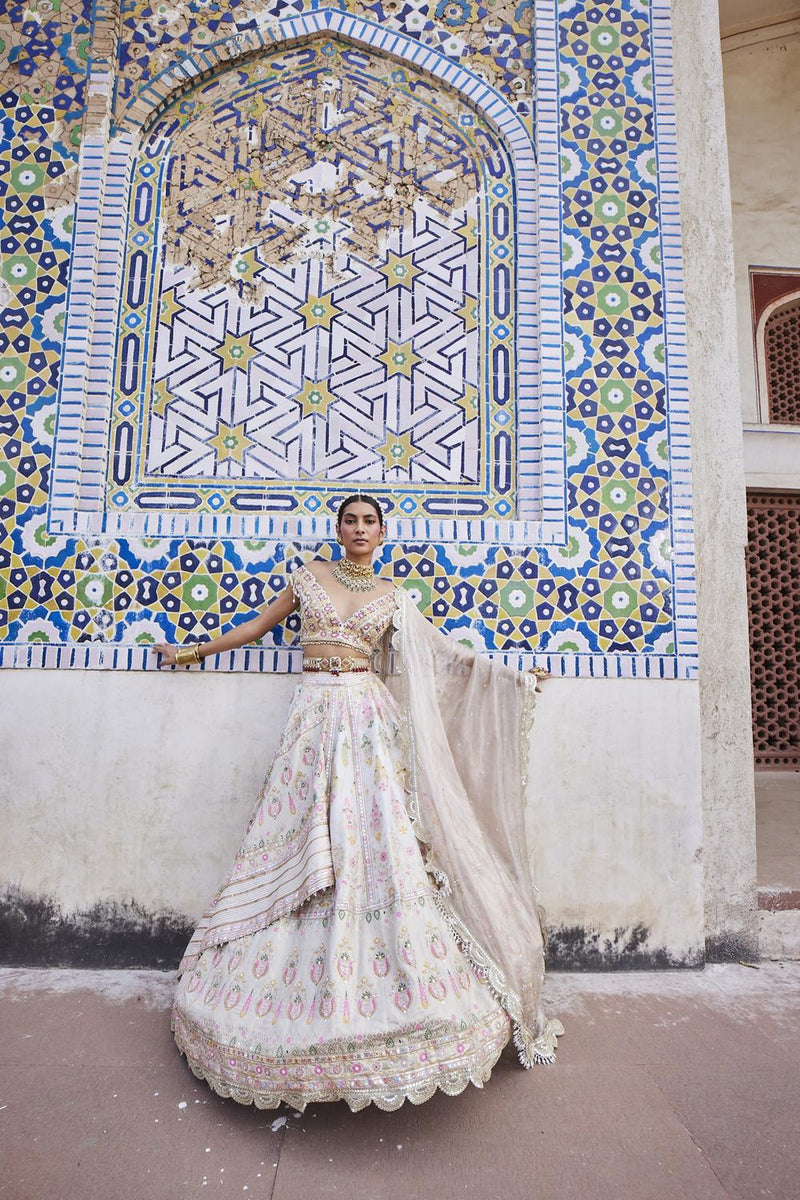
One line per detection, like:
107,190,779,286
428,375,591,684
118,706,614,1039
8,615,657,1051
209,421,253,466
462,222,482,247
246,91,268,120
379,340,420,378
376,427,417,472
455,383,479,415
216,331,261,372
159,287,181,328
294,379,337,419
380,251,419,290
299,294,341,330
386,92,406,121
244,168,269,193
230,246,262,287
457,218,479,250
458,294,479,332
150,378,172,418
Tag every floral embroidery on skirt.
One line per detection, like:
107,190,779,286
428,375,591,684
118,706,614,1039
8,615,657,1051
172,672,512,1112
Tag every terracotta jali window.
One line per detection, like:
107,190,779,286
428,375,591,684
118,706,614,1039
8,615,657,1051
746,491,800,767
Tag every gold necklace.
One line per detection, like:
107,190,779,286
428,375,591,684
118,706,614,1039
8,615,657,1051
332,557,376,593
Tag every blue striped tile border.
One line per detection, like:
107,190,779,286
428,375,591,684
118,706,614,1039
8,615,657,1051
534,0,568,544
0,641,698,679
650,0,699,662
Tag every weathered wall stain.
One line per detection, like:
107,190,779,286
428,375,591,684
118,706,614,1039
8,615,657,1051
545,923,705,971
2,886,706,970
704,932,759,964
0,885,193,970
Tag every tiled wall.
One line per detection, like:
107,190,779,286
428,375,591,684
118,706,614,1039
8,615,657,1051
0,0,697,676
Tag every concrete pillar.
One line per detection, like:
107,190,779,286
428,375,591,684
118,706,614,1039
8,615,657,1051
671,0,758,959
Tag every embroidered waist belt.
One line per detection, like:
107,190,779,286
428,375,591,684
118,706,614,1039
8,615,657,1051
302,655,371,675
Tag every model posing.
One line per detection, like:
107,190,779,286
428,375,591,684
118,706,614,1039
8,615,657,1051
153,495,562,1112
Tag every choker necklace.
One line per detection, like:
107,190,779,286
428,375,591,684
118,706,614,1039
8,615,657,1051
332,557,376,592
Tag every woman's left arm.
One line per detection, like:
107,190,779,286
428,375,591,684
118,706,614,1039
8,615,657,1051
152,585,298,667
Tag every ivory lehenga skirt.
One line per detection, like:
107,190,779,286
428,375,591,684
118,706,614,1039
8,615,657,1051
172,671,513,1112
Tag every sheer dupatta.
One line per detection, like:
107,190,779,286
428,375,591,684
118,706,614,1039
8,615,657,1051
384,590,562,1066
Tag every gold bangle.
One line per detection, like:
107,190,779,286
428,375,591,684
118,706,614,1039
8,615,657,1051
175,645,201,666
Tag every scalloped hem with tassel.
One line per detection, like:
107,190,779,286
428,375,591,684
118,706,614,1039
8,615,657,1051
172,1010,511,1114
515,1017,565,1067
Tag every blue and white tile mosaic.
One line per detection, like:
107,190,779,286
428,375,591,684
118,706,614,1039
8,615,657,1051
0,0,697,676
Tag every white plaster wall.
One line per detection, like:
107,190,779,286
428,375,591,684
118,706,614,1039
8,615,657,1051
758,910,800,959
722,31,800,423
671,0,758,956
2,670,296,916
1,671,705,959
529,679,704,962
743,426,800,488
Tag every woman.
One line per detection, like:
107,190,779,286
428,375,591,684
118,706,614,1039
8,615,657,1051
153,494,562,1112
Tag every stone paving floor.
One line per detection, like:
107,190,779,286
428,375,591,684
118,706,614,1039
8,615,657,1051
2,962,798,1200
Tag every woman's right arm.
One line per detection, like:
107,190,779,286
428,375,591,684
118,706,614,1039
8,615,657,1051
152,585,298,667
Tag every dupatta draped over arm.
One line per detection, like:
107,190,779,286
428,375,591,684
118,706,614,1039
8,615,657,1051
386,590,562,1066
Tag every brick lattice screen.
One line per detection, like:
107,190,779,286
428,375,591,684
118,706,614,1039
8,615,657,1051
765,298,800,424
746,492,800,767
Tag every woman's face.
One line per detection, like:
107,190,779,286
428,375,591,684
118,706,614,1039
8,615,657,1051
337,501,383,557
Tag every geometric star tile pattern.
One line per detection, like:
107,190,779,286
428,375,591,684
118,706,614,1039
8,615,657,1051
0,0,688,669
111,41,516,521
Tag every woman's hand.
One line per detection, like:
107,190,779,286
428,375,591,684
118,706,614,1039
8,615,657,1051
152,643,179,668
529,666,550,694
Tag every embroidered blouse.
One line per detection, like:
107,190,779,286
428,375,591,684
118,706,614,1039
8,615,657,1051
290,563,398,657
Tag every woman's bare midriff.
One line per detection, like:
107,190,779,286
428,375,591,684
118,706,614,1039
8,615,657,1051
302,643,371,667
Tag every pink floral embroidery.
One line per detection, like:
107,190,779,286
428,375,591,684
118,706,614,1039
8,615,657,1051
172,659,516,1109
252,950,270,979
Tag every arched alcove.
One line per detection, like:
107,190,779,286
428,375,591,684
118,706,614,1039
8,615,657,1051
110,36,523,526
757,290,800,424
50,6,566,545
